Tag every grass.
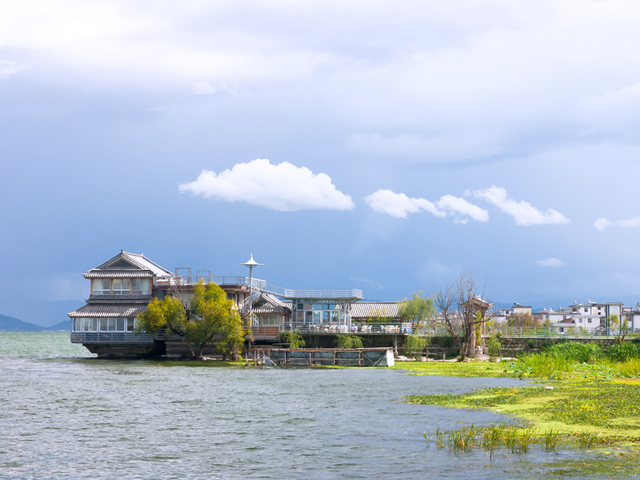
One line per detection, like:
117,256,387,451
397,343,640,476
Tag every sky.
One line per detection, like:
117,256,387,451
2,0,640,325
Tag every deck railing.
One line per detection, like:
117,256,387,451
70,332,155,344
485,326,640,339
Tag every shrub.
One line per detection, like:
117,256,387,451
487,334,502,357
541,339,554,351
605,342,640,362
545,342,603,363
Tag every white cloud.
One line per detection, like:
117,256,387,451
179,159,354,212
537,258,564,268
436,195,489,222
594,217,613,231
474,186,569,226
595,216,640,230
364,189,487,223
0,60,26,79
364,189,443,219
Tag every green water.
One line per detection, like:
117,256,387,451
0,333,607,479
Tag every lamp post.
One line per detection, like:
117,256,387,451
239,253,263,327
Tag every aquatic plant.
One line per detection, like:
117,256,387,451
542,428,559,451
446,424,476,452
481,424,503,460
433,427,445,449
578,431,601,448
516,428,535,453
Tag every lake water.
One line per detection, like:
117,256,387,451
0,333,604,479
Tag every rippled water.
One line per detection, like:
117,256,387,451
0,333,601,479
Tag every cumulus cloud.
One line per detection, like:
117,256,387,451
594,218,613,231
436,195,489,223
474,186,569,226
595,216,640,230
537,258,564,268
179,159,354,211
364,189,488,223
363,189,443,219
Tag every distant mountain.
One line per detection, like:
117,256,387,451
45,320,70,331
0,314,45,332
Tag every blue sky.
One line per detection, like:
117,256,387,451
2,0,640,325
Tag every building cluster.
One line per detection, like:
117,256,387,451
67,250,638,357
494,301,640,333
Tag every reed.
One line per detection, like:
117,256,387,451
516,428,535,453
578,431,600,448
542,428,559,451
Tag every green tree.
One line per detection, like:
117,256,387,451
507,313,539,327
608,314,630,344
136,281,244,360
398,291,436,324
399,291,436,358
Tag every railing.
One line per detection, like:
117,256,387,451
156,275,362,300
280,323,416,334
70,332,155,344
486,326,640,339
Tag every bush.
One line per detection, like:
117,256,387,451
545,342,603,363
541,339,554,351
487,334,502,357
437,336,455,348
526,339,537,350
606,342,640,362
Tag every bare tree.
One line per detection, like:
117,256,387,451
434,271,493,361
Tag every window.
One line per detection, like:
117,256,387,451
75,318,131,332
92,279,111,295
584,308,588,312
112,279,131,295
262,315,280,326
588,319,592,324
132,278,151,295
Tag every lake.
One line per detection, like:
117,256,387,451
0,333,604,479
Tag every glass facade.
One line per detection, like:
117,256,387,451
73,318,136,332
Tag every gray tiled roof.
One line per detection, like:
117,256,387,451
253,306,288,314
84,271,154,278
85,251,173,278
351,301,400,318
87,296,151,304
68,304,148,318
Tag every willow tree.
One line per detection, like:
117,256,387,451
399,290,436,358
136,281,244,360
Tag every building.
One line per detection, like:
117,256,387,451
69,251,366,357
